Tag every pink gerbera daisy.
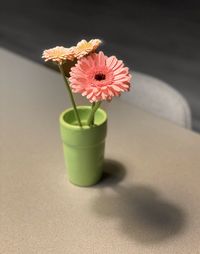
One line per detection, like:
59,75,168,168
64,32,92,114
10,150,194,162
69,51,131,102
42,46,75,64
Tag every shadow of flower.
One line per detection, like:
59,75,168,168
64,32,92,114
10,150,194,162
92,159,186,243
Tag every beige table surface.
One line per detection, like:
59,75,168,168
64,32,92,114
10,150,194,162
1,48,200,254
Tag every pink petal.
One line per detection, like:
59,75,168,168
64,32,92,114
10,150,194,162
111,85,122,92
113,67,129,76
98,51,106,66
112,60,123,71
106,56,117,69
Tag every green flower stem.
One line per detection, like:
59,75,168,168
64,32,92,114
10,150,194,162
90,102,96,125
87,101,101,126
58,64,82,127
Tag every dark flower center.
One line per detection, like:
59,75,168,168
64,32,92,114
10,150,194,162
95,73,106,81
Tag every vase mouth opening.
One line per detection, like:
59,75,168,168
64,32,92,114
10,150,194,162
60,105,107,130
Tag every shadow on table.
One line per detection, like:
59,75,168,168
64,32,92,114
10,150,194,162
98,159,127,187
93,159,186,244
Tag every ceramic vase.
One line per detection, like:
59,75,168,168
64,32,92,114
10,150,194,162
59,106,107,186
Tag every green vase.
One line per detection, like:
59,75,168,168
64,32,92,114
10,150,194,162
59,106,107,187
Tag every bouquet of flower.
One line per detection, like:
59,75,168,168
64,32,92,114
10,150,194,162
42,39,131,127
42,39,131,186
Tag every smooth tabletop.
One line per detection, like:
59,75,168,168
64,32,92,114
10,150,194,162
1,48,200,253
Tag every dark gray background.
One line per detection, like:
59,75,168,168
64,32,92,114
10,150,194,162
1,0,200,131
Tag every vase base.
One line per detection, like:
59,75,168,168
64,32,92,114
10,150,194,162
68,172,103,187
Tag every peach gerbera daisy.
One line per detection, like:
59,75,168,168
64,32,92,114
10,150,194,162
69,51,131,102
74,39,102,59
42,46,75,64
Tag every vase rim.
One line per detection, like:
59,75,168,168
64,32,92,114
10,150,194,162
59,105,107,130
